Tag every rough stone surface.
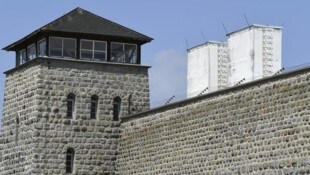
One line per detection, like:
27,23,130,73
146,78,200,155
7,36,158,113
117,68,310,174
0,57,150,174
1,56,309,175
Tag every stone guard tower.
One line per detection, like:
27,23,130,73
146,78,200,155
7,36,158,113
0,8,152,174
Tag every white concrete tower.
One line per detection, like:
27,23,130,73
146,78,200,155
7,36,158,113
227,24,282,86
187,24,282,98
187,41,228,98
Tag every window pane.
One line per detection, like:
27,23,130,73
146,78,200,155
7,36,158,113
81,40,93,50
90,105,96,119
67,94,74,118
63,39,76,58
50,38,62,49
94,41,106,51
28,45,36,60
90,96,98,119
67,106,72,112
111,43,124,62
125,44,136,52
81,50,93,59
38,39,46,56
50,48,62,57
111,52,125,62
63,49,75,58
126,54,137,64
111,43,123,52
113,104,119,120
124,45,137,63
64,39,75,50
113,97,121,121
94,51,106,61
66,150,74,173
50,38,62,57
66,155,72,161
19,50,26,65
67,107,72,117
90,110,96,118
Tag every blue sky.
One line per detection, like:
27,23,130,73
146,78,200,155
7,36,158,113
0,1,309,118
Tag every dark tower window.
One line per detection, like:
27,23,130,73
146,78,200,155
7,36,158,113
113,97,121,121
81,40,107,61
90,95,98,119
67,94,75,118
111,43,137,64
27,44,36,60
128,94,132,115
15,116,19,145
49,37,76,58
38,38,46,56
66,148,74,173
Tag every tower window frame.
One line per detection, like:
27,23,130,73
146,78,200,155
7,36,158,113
90,95,98,119
80,39,107,61
66,93,75,118
49,37,76,58
66,148,75,173
113,97,121,121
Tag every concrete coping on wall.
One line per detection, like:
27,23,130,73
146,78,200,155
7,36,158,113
4,56,151,75
122,65,310,123
187,41,227,52
226,24,283,38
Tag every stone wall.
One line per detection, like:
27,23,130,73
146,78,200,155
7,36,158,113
0,57,150,174
117,67,310,174
0,63,41,174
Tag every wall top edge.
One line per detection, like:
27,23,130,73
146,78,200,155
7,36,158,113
123,65,310,122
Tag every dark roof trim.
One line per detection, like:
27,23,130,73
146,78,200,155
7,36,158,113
3,7,153,51
122,65,310,122
3,28,43,51
3,8,77,51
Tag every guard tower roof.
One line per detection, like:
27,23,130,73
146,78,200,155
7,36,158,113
3,7,153,51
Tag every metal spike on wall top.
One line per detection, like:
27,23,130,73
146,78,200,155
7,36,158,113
198,87,209,96
274,67,285,75
234,78,245,86
165,95,175,105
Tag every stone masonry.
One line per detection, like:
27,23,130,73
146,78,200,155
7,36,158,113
0,57,150,174
117,67,310,174
0,63,41,174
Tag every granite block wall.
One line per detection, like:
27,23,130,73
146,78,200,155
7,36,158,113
117,67,310,174
0,57,150,174
0,63,41,174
